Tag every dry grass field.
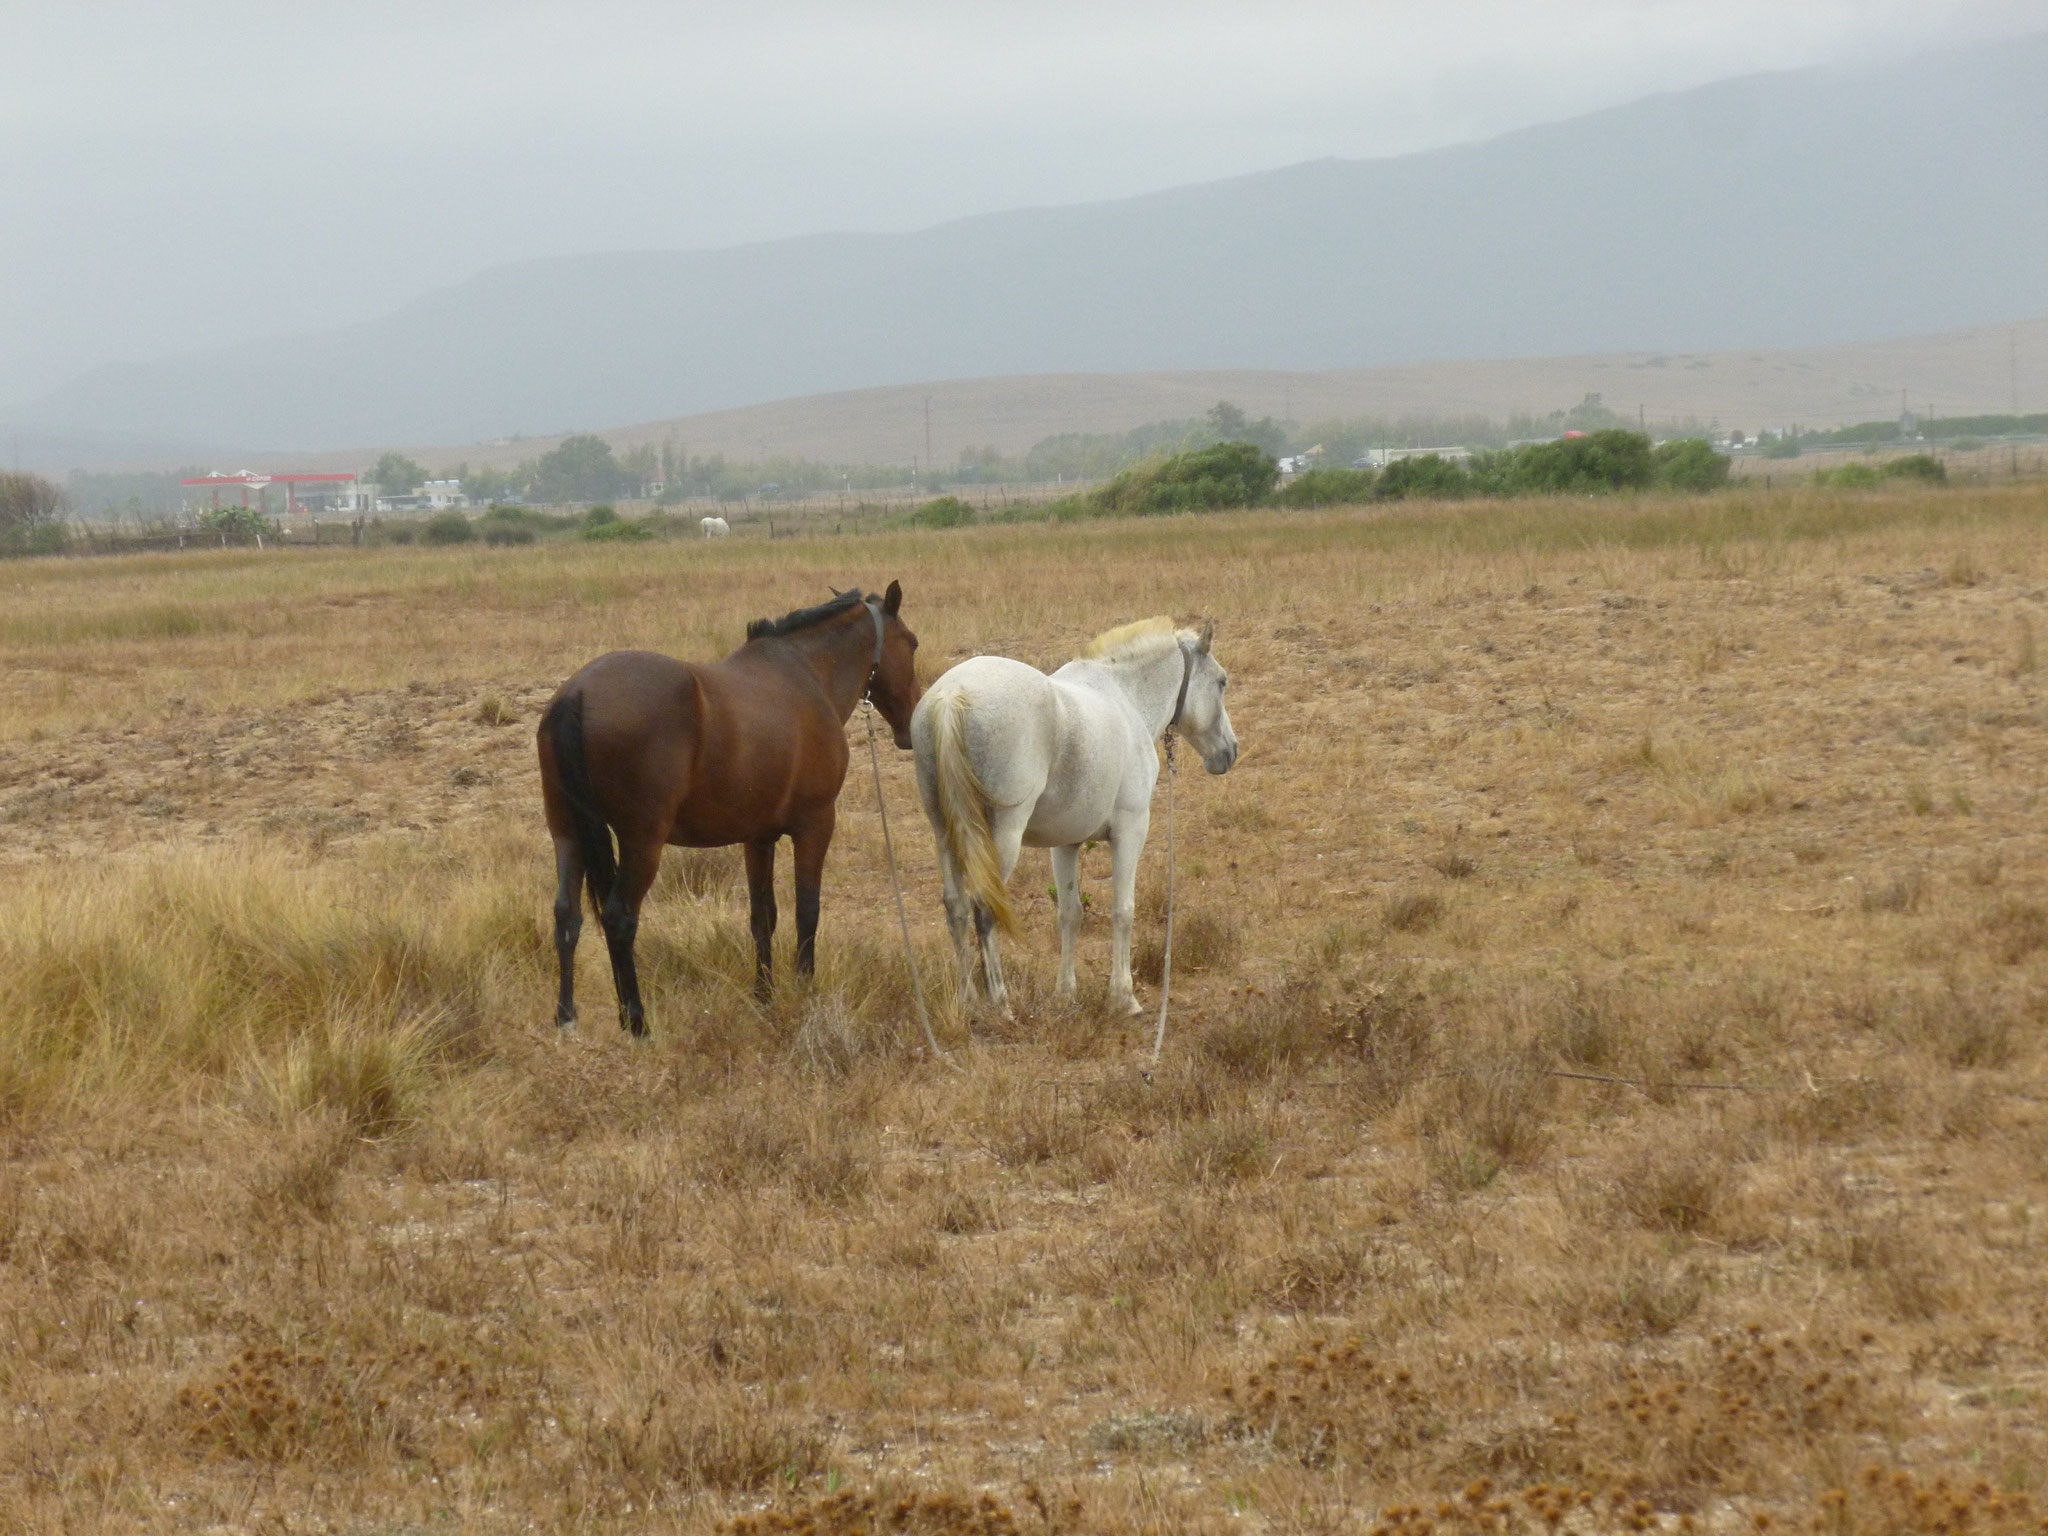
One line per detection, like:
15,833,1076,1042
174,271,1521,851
2,482,2046,1535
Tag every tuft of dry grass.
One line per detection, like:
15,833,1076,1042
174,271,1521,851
1132,904,1244,984
474,691,520,726
1382,888,1445,933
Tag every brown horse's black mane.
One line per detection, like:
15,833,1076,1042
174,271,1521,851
745,589,871,642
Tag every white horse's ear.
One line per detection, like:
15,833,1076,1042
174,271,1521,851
883,579,903,616
1196,619,1215,654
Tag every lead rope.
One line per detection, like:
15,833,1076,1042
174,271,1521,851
1149,730,1178,1068
862,700,958,1069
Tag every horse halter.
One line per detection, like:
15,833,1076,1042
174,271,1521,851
1166,640,1196,733
861,598,887,702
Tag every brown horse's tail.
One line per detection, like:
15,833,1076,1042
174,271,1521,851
544,691,618,912
930,689,1015,935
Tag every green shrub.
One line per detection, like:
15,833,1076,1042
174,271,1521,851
584,504,618,528
422,511,474,545
1475,429,1656,495
1653,437,1731,491
1,522,70,557
1759,435,1802,459
195,506,274,541
477,505,545,545
1,470,69,557
1884,454,1947,484
910,495,975,528
1812,463,1882,489
581,517,653,542
1375,454,1472,500
382,523,416,546
1091,441,1279,515
1273,466,1376,507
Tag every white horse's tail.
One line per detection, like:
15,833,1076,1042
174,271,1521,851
931,689,1015,935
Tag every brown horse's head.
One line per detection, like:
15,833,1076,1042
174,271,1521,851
868,579,922,749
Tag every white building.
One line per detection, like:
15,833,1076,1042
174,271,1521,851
1351,446,1473,469
372,480,468,513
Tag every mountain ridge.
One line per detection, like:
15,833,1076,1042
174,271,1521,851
12,32,2046,456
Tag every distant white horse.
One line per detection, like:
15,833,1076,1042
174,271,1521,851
912,617,1238,1018
701,516,731,538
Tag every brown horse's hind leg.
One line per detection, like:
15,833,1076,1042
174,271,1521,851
552,836,585,1031
744,836,779,1002
790,804,835,983
601,837,663,1037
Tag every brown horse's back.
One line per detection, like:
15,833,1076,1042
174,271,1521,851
540,646,848,854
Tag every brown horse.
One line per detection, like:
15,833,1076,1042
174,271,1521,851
537,582,921,1035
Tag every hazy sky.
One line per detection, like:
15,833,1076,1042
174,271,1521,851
5,0,2043,402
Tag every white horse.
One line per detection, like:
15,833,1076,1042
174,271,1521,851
911,617,1238,1018
701,516,731,538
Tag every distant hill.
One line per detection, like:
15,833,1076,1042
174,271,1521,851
11,32,2046,458
375,315,2039,474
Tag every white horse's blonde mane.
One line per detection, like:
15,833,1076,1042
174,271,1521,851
1080,615,1181,664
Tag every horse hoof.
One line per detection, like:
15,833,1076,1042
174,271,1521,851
556,1017,578,1036
1117,996,1143,1018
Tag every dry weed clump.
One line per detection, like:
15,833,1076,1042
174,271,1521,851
577,1383,832,1501
1861,979,2027,1070
724,1487,1070,1536
1609,1136,1734,1233
1384,888,1446,933
1363,1481,1669,1536
1217,1336,1439,1470
175,1340,494,1465
1194,970,1434,1099
692,1083,876,1203
1545,1330,1889,1503
1194,977,1333,1077
1412,1060,1557,1192
1982,897,2048,964
1858,869,1926,914
1824,1465,2046,1536
1132,905,1244,983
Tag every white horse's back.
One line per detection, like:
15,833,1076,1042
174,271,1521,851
911,655,1053,810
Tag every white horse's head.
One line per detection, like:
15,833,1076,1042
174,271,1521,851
1178,620,1238,775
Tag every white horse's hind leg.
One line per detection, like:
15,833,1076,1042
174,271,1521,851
933,841,979,1005
1106,808,1151,1016
1050,844,1082,996
977,802,1031,1019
